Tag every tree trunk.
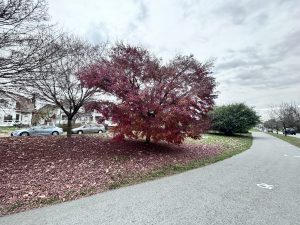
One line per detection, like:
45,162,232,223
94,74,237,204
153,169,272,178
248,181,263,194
146,133,151,143
67,118,73,137
283,122,287,136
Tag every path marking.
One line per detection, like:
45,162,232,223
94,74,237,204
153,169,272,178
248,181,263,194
284,154,289,157
294,156,300,158
257,183,274,190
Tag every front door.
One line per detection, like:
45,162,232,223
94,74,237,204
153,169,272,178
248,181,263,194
15,114,20,123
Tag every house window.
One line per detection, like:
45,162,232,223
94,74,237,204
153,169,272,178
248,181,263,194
0,99,9,107
95,116,104,123
4,114,13,121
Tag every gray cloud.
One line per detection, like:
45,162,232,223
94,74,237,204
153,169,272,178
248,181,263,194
216,59,248,70
135,0,148,21
273,29,300,56
212,0,264,25
228,66,300,89
86,22,110,44
47,0,300,119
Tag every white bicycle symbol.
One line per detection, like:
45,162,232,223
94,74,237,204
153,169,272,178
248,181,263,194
257,183,274,189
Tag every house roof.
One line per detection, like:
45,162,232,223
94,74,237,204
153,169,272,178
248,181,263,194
0,91,35,113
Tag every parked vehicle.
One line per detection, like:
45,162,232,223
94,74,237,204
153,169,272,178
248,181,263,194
11,126,63,136
71,124,106,134
282,128,296,135
267,129,273,133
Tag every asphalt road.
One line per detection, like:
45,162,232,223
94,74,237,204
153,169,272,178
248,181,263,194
1,132,300,225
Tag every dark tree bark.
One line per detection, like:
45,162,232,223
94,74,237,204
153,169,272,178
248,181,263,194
67,117,73,137
283,122,287,136
146,134,151,143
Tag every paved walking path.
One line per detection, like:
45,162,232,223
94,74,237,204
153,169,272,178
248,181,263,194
1,132,300,225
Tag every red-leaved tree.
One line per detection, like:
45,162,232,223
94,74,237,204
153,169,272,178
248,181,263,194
80,44,216,144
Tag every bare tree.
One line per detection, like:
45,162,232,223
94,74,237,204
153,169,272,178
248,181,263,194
0,0,58,90
270,103,300,136
263,118,281,134
26,35,106,136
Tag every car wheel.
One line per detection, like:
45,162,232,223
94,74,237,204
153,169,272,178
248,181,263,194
20,132,29,136
52,131,59,135
78,130,83,134
98,130,104,133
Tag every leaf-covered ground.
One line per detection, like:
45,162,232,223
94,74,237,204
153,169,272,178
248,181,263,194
0,134,251,216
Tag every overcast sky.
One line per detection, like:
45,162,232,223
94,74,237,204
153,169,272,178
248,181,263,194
47,0,300,120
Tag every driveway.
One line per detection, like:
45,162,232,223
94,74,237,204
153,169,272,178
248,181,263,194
1,132,300,225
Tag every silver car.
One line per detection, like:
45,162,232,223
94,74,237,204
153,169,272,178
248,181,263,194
11,126,64,136
71,124,106,134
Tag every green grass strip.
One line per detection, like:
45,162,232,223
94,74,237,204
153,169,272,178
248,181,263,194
268,133,300,149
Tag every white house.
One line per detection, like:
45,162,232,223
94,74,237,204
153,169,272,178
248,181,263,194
0,91,34,126
36,104,115,126
52,108,104,125
0,92,116,127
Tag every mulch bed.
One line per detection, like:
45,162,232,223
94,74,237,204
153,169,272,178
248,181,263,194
0,136,221,216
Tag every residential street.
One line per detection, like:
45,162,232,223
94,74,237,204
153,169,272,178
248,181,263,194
1,132,300,225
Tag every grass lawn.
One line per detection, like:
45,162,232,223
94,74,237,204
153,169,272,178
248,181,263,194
268,133,300,148
249,128,261,132
0,126,16,133
0,133,252,216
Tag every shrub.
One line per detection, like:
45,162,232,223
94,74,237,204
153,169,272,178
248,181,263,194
211,103,260,135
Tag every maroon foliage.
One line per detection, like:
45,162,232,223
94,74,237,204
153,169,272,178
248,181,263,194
0,136,221,215
80,44,216,143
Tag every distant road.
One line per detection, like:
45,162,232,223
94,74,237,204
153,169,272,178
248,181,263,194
1,132,300,225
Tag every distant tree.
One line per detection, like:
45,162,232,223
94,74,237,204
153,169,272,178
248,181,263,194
0,0,58,91
270,103,300,135
211,103,260,135
26,35,106,136
263,118,281,134
80,43,216,144
31,104,57,126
